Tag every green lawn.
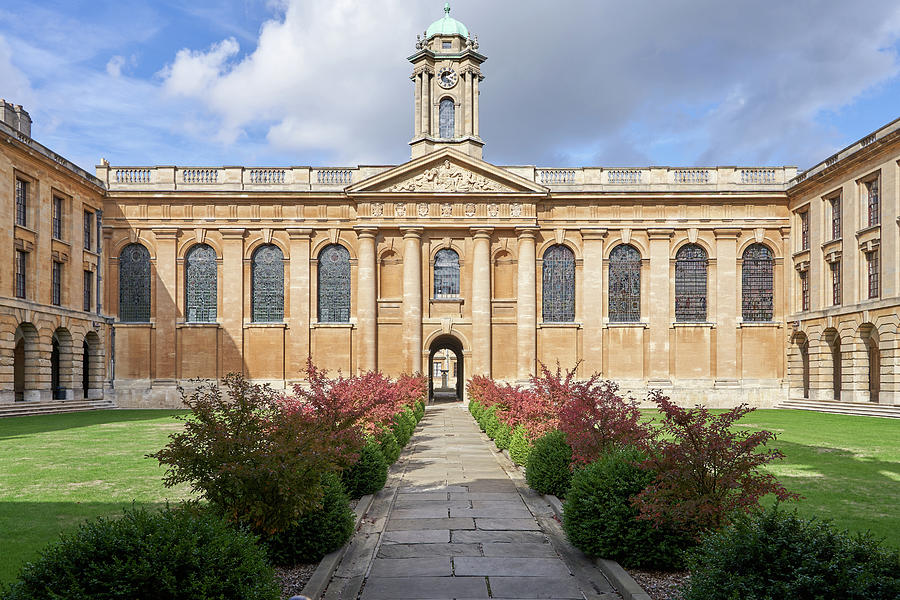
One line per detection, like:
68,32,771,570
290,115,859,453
0,410,192,585
735,409,900,548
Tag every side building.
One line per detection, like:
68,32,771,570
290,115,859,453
0,100,110,404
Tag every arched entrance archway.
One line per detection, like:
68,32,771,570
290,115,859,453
791,332,810,399
824,329,841,401
82,340,90,399
428,334,464,403
14,323,39,402
51,328,74,400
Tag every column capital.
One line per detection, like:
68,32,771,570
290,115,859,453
713,228,742,240
581,228,608,240
354,226,378,240
470,227,494,239
220,228,246,240
647,228,675,240
153,228,179,240
401,227,424,240
515,226,540,240
286,227,313,240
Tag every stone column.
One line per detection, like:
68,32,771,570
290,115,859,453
402,228,423,374
516,228,537,380
287,228,311,379
714,229,740,383
582,228,607,375
220,228,245,375
471,228,493,376
647,229,674,383
153,228,178,382
421,73,430,136
464,71,473,136
356,227,378,372
473,74,480,137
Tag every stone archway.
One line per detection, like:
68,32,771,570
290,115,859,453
51,328,74,400
859,324,880,404
82,331,104,399
428,334,464,403
13,323,40,402
823,328,842,402
790,331,810,399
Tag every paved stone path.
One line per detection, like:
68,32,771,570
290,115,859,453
324,404,619,600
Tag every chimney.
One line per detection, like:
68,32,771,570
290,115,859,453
0,99,33,138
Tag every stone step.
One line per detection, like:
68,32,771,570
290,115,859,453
0,399,117,418
777,399,900,419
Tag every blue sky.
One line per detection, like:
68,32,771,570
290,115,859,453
2,0,899,173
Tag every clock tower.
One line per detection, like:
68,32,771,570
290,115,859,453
409,4,486,159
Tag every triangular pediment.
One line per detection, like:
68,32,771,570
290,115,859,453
347,148,548,195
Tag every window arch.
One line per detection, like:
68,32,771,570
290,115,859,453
439,98,455,138
252,244,284,322
434,248,460,298
185,244,217,322
741,243,774,321
609,244,641,322
119,243,151,322
542,245,575,322
675,244,708,322
318,244,350,323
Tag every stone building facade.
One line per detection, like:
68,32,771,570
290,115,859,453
1,8,898,408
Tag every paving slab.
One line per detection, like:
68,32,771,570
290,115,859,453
488,576,584,599
377,543,482,558
449,505,533,518
369,557,451,577
474,517,543,530
481,543,558,558
381,529,450,544
451,529,548,544
384,517,475,531
454,557,571,577
361,576,489,599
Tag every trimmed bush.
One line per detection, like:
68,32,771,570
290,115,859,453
468,399,483,420
494,421,512,450
684,506,900,600
266,472,355,565
341,439,389,499
476,403,491,431
378,428,401,463
484,407,501,439
508,425,532,466
5,505,279,600
525,430,573,498
414,400,426,422
563,448,691,569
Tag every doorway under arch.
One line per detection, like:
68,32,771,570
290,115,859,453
14,323,39,402
428,334,464,403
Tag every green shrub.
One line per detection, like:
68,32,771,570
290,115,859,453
414,401,426,422
469,399,483,420
378,428,401,463
525,430,573,497
508,425,532,466
341,439,389,499
391,408,417,447
684,506,900,600
484,407,501,439
563,448,692,569
266,472,355,565
5,505,279,600
494,421,512,450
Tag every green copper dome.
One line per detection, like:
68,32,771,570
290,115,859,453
426,3,469,39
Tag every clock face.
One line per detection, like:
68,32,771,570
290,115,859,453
437,67,458,89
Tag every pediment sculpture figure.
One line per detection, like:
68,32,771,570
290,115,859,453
387,160,510,192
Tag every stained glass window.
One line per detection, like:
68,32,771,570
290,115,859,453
252,244,284,322
675,244,707,322
542,245,575,322
439,98,455,138
318,244,350,323
741,244,773,321
434,249,460,298
119,243,151,322
185,244,217,322
609,244,641,322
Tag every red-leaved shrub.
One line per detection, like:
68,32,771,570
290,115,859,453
633,395,799,539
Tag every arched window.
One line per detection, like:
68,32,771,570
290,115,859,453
675,244,708,322
118,243,151,322
609,244,641,322
252,244,284,322
439,98,455,138
185,244,217,322
434,249,460,298
741,244,774,321
542,245,575,322
318,244,350,323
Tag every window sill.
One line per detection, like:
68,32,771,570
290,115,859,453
538,321,581,328
431,297,464,304
605,321,649,328
737,321,782,328
672,322,715,328
244,322,287,328
856,223,881,237
311,321,355,329
176,321,220,328
115,321,155,327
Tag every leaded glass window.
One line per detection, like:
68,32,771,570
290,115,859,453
867,250,879,299
609,245,641,322
185,244,217,322
434,249,460,298
119,243,151,322
800,211,809,250
252,244,284,322
675,244,707,322
830,196,841,240
542,245,575,322
741,244,773,321
318,244,350,323
439,98,455,138
831,261,841,306
800,271,809,311
15,179,26,226
866,177,880,227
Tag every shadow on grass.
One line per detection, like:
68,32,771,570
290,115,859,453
0,409,188,441
0,500,179,586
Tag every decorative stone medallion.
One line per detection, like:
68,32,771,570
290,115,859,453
371,202,383,217
395,203,407,217
440,203,452,216
488,203,499,217
510,203,522,217
417,202,429,217
465,203,476,217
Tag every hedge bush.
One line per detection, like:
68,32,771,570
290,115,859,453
5,505,279,600
341,438,389,499
378,428,401,464
468,399,483,421
684,506,900,600
266,472,355,565
494,421,512,450
484,407,501,439
414,400,426,422
563,447,692,569
391,410,413,447
525,430,573,497
475,403,491,432
508,425,532,466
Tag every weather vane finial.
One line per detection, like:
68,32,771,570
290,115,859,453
444,2,451,16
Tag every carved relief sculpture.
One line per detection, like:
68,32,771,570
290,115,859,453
371,202,384,217
395,203,407,217
387,160,511,193
441,202,453,216
465,203,476,217
510,203,522,217
418,202,429,217
488,203,499,217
